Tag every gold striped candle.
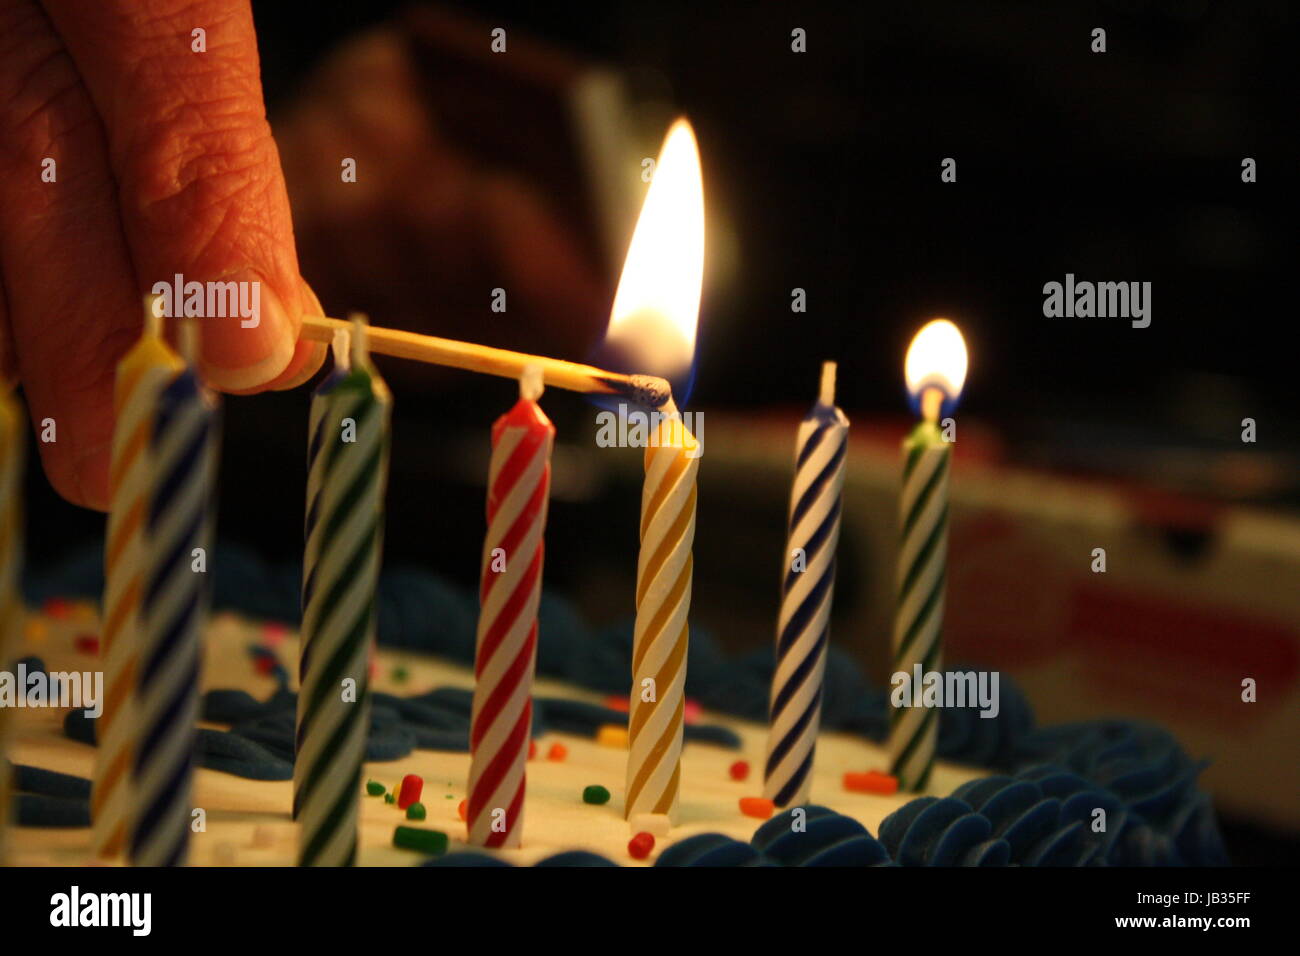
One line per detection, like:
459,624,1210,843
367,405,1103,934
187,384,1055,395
93,297,183,858
0,381,25,863
625,402,699,823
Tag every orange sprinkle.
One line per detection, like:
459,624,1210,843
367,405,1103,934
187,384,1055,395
739,797,775,820
843,771,899,795
529,739,537,759
602,695,630,713
547,742,568,762
457,799,467,822
596,725,629,748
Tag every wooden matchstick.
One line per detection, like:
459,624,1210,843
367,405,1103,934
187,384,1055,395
300,315,670,408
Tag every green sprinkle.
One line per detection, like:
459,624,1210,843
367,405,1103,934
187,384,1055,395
393,826,448,856
406,802,427,821
365,780,385,796
582,785,611,805
445,794,454,799
392,665,409,682
384,792,395,804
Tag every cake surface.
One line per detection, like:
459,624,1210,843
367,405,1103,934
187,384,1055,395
7,547,1231,867
9,609,977,866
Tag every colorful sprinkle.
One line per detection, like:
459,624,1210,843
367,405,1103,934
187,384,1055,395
43,597,73,619
729,760,750,781
365,780,385,797
596,725,629,748
547,742,568,762
406,802,427,821
398,774,424,810
254,655,276,676
582,785,611,805
739,797,776,820
528,739,537,759
457,799,467,822
628,832,655,860
384,792,395,805
683,698,702,724
24,618,48,643
602,695,630,713
393,826,448,856
262,621,289,645
73,633,99,654
392,665,409,682
843,770,899,795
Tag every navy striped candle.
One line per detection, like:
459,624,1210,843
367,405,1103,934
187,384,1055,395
764,362,849,808
130,325,219,867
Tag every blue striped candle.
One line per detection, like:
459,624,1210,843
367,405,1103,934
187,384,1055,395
764,362,849,808
130,322,219,866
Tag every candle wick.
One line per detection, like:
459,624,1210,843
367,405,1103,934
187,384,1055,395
520,363,544,401
348,313,369,368
331,328,352,373
143,295,164,338
819,361,837,406
178,318,200,366
920,386,943,424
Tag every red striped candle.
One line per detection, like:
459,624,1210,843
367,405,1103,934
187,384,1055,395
466,365,555,848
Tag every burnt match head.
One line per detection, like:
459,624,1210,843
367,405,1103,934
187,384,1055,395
621,374,673,410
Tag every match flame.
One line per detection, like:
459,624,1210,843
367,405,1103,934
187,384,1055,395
905,319,968,410
604,119,704,381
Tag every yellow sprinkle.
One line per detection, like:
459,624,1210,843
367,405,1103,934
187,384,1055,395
24,618,48,643
596,725,629,748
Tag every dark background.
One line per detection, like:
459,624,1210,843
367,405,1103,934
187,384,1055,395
17,0,1296,862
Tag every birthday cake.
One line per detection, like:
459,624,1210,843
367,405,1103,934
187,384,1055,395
5,545,1228,867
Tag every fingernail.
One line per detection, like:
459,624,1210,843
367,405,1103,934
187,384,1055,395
267,277,328,391
194,273,296,391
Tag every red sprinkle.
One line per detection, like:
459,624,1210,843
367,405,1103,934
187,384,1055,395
397,774,424,810
843,770,899,795
547,742,568,762
73,634,100,654
683,698,702,724
728,760,750,782
628,832,655,860
254,655,276,676
739,797,775,820
262,621,289,645
602,695,630,713
43,597,74,619
529,740,537,759
457,799,467,822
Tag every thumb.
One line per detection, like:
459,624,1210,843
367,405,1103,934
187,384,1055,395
44,0,306,391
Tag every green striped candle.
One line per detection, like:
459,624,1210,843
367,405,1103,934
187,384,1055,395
888,319,967,792
295,318,391,866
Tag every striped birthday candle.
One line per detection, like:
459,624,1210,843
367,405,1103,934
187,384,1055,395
625,401,699,824
0,381,25,863
295,319,391,866
888,318,967,792
764,361,849,808
94,297,182,858
130,321,219,866
466,365,554,848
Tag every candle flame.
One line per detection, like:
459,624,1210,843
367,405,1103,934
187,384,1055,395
905,319,968,408
604,119,704,381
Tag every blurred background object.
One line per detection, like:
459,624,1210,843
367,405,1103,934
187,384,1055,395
18,0,1296,862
